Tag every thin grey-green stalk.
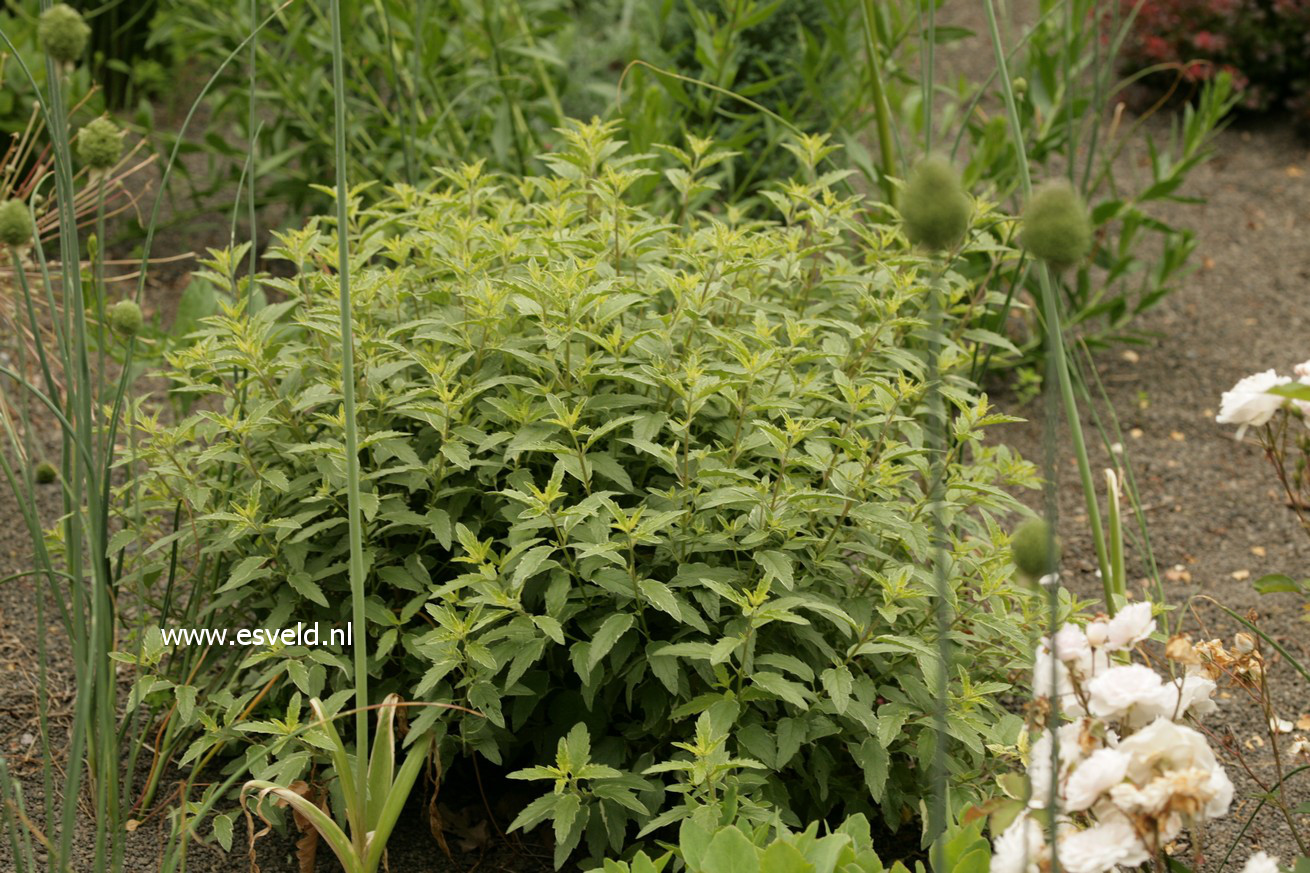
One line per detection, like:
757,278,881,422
328,0,371,852
981,0,1114,611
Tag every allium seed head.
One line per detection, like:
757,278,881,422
0,199,34,247
900,155,972,251
38,4,90,65
1020,179,1092,270
109,299,143,337
1011,517,1060,581
77,118,124,171
35,461,58,484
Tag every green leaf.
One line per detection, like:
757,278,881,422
820,666,853,715
680,818,714,869
587,614,636,672
776,717,806,768
638,579,682,621
288,571,329,607
701,826,760,873
755,551,794,589
852,738,889,802
508,793,558,833
750,672,812,709
212,811,234,852
761,840,812,873
553,792,582,847
877,704,912,749
218,555,271,593
176,685,198,725
1253,573,1305,595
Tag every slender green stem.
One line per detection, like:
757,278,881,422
920,0,935,153
981,0,1113,609
39,12,115,862
924,271,951,866
860,0,898,207
247,0,259,281
328,0,371,853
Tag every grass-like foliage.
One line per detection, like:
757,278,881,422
130,119,1040,864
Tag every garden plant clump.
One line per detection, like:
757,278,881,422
127,120,1046,864
6,0,1310,871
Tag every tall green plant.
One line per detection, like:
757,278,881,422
981,0,1113,610
0,4,128,868
231,2,440,869
0,4,304,871
328,0,372,845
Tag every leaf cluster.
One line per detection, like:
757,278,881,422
131,119,1042,865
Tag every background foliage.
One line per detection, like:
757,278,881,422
154,0,858,217
1119,0,1310,130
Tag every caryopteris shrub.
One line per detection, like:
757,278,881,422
132,120,1040,864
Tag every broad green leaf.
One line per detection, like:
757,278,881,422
587,614,636,672
701,826,760,873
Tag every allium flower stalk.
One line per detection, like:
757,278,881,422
0,199,34,248
37,4,90,66
76,118,125,174
900,155,972,251
1020,180,1093,270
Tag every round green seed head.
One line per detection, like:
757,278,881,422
38,4,90,65
1011,518,1060,581
35,462,58,485
1020,180,1092,270
0,199,33,247
1012,77,1028,95
109,299,144,337
901,155,972,251
77,118,124,170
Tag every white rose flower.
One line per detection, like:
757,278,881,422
1241,851,1282,873
1151,669,1219,722
1054,623,1092,664
1116,718,1234,819
1063,747,1129,811
1216,369,1291,438
1085,620,1109,647
1173,670,1218,719
1057,815,1150,873
1028,722,1092,806
1033,647,1085,716
1291,361,1310,423
1104,601,1155,651
1087,664,1173,727
992,814,1047,873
